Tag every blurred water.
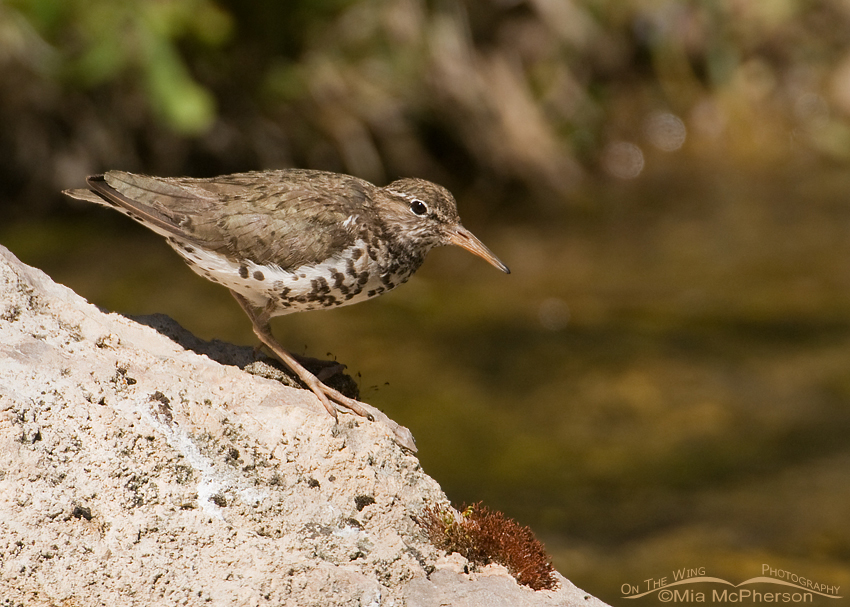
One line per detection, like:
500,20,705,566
4,157,850,602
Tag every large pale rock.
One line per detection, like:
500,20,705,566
0,245,606,606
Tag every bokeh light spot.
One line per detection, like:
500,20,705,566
644,111,687,151
602,141,645,179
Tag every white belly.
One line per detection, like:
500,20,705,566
165,237,413,315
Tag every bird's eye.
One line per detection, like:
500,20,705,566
410,199,428,216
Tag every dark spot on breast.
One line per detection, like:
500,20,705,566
367,246,378,261
331,271,346,289
351,248,363,260
238,265,249,279
279,287,291,299
311,277,330,295
358,272,369,286
253,270,265,281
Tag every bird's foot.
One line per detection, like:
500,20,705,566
230,291,416,452
292,364,418,453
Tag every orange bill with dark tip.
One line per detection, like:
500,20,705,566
447,226,511,274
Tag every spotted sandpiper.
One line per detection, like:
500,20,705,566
65,169,509,449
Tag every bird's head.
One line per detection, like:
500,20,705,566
382,178,510,274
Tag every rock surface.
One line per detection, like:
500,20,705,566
0,245,607,606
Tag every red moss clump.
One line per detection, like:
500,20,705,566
418,502,558,591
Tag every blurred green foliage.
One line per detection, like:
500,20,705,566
6,0,230,132
4,0,850,215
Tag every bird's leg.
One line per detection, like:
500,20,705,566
290,353,347,382
230,291,373,421
237,296,344,380
249,342,340,380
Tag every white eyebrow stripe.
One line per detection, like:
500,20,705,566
387,190,417,202
388,190,429,217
